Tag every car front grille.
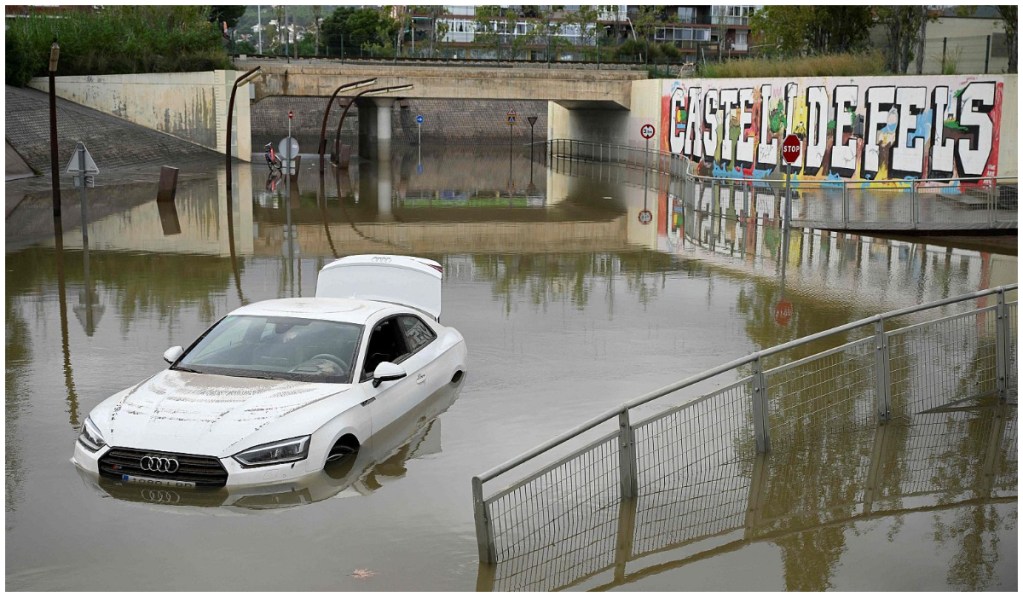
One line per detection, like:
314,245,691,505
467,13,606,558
99,448,229,488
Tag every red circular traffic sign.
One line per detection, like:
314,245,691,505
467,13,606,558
638,209,653,225
640,124,656,139
782,134,800,164
288,110,294,119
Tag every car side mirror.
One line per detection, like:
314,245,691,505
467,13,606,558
163,346,184,364
372,361,407,388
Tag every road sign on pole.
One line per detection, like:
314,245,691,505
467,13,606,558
782,133,800,231
65,142,99,175
782,134,801,164
507,110,517,126
640,124,655,139
416,114,424,125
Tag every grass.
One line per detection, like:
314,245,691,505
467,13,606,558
698,52,889,78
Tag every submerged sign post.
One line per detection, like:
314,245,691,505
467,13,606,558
65,141,99,244
782,134,800,231
640,124,655,199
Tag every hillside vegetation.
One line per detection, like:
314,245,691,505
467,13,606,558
6,6,232,87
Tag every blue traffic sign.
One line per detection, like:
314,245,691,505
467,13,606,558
416,114,424,125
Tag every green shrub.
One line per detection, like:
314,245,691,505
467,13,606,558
5,6,233,86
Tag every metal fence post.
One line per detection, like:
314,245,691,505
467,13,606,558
617,409,638,498
988,180,996,228
471,476,497,564
751,356,770,453
911,180,919,229
995,288,1011,401
842,181,849,228
874,318,892,422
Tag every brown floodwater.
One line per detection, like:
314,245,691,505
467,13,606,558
5,145,1016,590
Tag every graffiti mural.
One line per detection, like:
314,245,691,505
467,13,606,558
662,76,1004,186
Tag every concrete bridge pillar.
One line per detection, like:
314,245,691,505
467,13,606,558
374,97,395,143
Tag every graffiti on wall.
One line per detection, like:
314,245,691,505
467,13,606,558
662,76,1004,186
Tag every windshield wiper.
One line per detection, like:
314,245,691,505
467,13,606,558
173,365,202,374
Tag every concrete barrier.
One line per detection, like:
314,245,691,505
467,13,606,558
28,70,254,161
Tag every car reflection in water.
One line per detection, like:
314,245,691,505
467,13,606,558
75,379,464,511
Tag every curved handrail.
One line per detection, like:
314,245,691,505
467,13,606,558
474,283,1018,486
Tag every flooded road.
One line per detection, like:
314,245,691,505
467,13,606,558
5,144,1017,591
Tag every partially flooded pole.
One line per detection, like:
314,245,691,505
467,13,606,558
225,66,261,194
48,39,61,218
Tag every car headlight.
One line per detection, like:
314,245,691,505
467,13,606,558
78,416,107,452
233,436,311,468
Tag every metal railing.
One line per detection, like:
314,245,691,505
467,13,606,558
476,400,1016,590
545,139,1019,232
471,284,1018,565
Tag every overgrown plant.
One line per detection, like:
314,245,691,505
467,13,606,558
698,52,887,78
5,6,233,87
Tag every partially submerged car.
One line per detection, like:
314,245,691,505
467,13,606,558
72,255,467,489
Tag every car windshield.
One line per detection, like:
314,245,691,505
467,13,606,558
175,315,362,384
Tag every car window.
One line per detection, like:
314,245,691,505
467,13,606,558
398,315,436,352
177,315,362,384
362,317,411,379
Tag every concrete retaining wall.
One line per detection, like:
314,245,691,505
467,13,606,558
28,71,253,161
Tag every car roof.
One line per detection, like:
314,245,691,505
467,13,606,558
227,297,396,325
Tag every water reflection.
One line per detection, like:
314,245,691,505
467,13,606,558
479,398,1016,591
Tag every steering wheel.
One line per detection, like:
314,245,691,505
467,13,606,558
309,353,348,371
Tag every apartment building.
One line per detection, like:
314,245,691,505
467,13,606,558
393,5,754,60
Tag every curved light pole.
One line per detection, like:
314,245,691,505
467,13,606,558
225,66,262,194
332,84,414,168
319,78,377,175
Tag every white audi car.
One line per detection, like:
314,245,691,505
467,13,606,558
72,255,467,489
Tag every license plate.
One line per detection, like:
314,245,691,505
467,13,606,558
121,474,196,489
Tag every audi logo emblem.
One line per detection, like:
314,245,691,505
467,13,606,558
139,455,180,474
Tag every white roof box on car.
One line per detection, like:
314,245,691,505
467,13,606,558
315,255,444,320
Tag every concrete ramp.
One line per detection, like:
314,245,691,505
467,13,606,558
6,140,36,182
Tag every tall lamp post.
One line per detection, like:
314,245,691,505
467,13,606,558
318,78,377,175
331,84,414,168
49,39,61,217
225,66,262,195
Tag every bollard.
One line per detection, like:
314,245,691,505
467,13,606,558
157,166,179,203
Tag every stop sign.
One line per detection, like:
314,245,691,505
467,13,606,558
782,134,801,164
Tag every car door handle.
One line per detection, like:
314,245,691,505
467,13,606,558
416,373,426,385
361,397,376,407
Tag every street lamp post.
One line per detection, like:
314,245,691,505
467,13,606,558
331,84,414,168
318,78,377,175
48,39,61,217
225,66,262,195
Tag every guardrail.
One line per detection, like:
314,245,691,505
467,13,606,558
476,399,1016,590
545,139,1019,232
471,284,1018,564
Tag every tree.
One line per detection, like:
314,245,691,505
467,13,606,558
321,6,397,57
750,6,873,57
208,5,246,29
875,6,933,74
997,5,1017,73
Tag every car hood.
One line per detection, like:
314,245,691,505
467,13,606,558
94,370,353,457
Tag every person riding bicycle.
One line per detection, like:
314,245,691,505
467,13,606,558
264,142,282,171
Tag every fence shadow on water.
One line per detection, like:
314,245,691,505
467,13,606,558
472,285,1017,591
